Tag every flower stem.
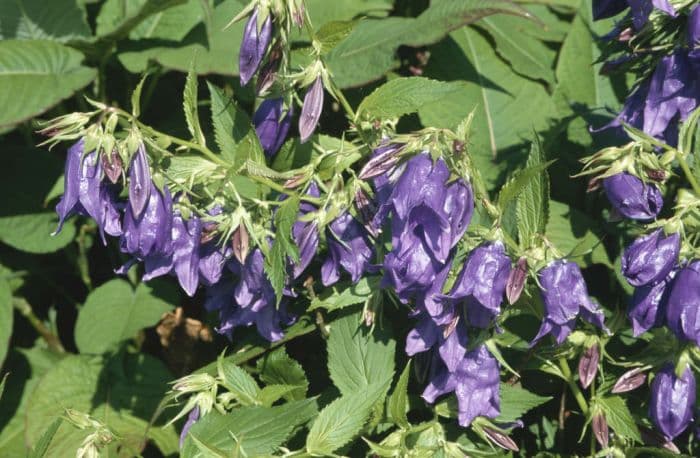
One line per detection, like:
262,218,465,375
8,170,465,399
677,152,700,196
558,358,589,416
13,298,65,353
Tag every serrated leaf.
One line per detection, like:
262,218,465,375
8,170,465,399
515,134,550,245
497,160,555,211
257,348,308,401
496,384,552,423
546,201,611,268
596,396,642,443
131,73,149,118
0,279,12,367
95,0,188,41
327,309,395,395
74,279,175,354
27,418,62,458
308,276,380,312
0,0,91,42
0,40,96,127
257,384,302,407
306,384,384,455
265,196,300,304
388,361,411,428
218,361,260,406
184,59,206,146
316,20,357,54
182,399,318,457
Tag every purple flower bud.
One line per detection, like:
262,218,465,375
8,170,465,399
358,143,403,180
231,224,250,265
592,412,609,449
506,257,528,305
603,173,663,221
55,140,84,234
531,260,608,345
321,212,375,286
649,364,696,441
628,269,676,336
256,44,282,95
291,184,320,279
612,367,647,393
253,98,293,158
592,0,627,20
299,77,324,143
171,215,203,296
121,184,173,259
441,242,511,328
483,427,519,452
239,7,272,86
622,229,679,287
128,145,151,218
689,6,700,46
179,406,199,449
101,149,122,184
665,260,700,345
578,344,599,389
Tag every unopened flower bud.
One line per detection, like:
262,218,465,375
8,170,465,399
482,427,519,452
358,143,403,179
592,412,609,449
506,257,527,305
128,144,152,217
231,224,250,264
299,77,324,143
578,343,599,389
239,7,272,86
612,367,647,393
101,148,123,184
650,364,696,440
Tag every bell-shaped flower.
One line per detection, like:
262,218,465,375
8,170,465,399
198,242,229,287
422,345,500,427
321,212,375,286
628,269,676,336
665,260,700,345
253,98,293,157
299,77,324,143
688,5,700,45
239,7,272,86
121,183,173,260
649,364,696,441
531,260,608,345
603,173,663,221
622,229,679,287
405,313,441,356
170,215,203,297
128,144,151,218
440,242,511,328
290,183,320,279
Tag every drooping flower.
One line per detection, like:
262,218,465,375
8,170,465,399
290,183,320,279
299,77,324,143
422,344,500,427
121,183,173,260
128,144,151,218
622,229,679,287
171,215,203,296
649,364,696,441
198,241,229,287
688,5,700,46
531,260,608,345
440,241,511,328
665,260,700,345
179,406,200,449
603,173,663,221
405,313,441,357
321,212,375,286
239,7,273,86
628,269,676,336
253,98,293,158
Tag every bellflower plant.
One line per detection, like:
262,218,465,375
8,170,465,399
665,260,700,345
603,173,663,220
253,98,293,157
321,212,375,286
621,229,680,287
239,6,273,86
650,364,696,441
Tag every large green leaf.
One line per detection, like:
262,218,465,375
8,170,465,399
0,279,12,367
516,135,550,245
308,276,380,312
74,279,175,354
181,399,318,457
596,396,642,443
546,201,611,268
497,384,552,423
97,0,200,40
0,40,95,127
94,0,188,40
0,0,91,42
0,213,76,254
256,348,309,401
327,309,395,395
326,0,528,88
419,27,557,188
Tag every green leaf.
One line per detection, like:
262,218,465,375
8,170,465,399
308,276,380,312
596,396,642,443
182,399,318,457
497,160,555,211
0,213,76,254
27,418,62,458
0,0,91,42
327,309,395,395
515,135,550,244
257,384,303,407
326,0,529,88
217,360,260,406
388,361,411,428
257,348,308,401
0,40,96,127
95,0,188,41
496,384,552,423
74,279,175,354
265,196,300,304
316,20,357,54
0,279,12,367
131,73,149,118
184,59,206,146
306,384,385,455
546,201,611,268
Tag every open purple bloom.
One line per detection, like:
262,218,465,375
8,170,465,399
405,313,441,356
628,0,676,30
440,242,511,328
603,173,663,221
299,77,324,143
254,98,293,158
650,364,696,441
171,215,203,296
622,229,679,287
629,269,676,336
437,320,468,373
665,260,700,345
239,7,272,86
198,242,229,287
532,260,608,345
422,345,500,427
128,144,151,218
689,5,700,45
121,183,173,260
290,183,320,279
321,212,375,286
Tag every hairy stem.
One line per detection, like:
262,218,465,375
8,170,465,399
13,298,65,353
558,358,589,416
677,152,700,196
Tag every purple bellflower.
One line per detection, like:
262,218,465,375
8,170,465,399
622,229,680,287
299,77,324,143
290,183,320,279
649,364,696,441
628,269,676,336
440,241,511,328
603,173,663,220
128,144,151,218
665,260,700,345
405,313,441,357
532,260,608,345
121,183,173,260
253,98,293,158
179,406,199,449
321,212,375,286
628,0,677,30
689,5,700,46
239,7,272,86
